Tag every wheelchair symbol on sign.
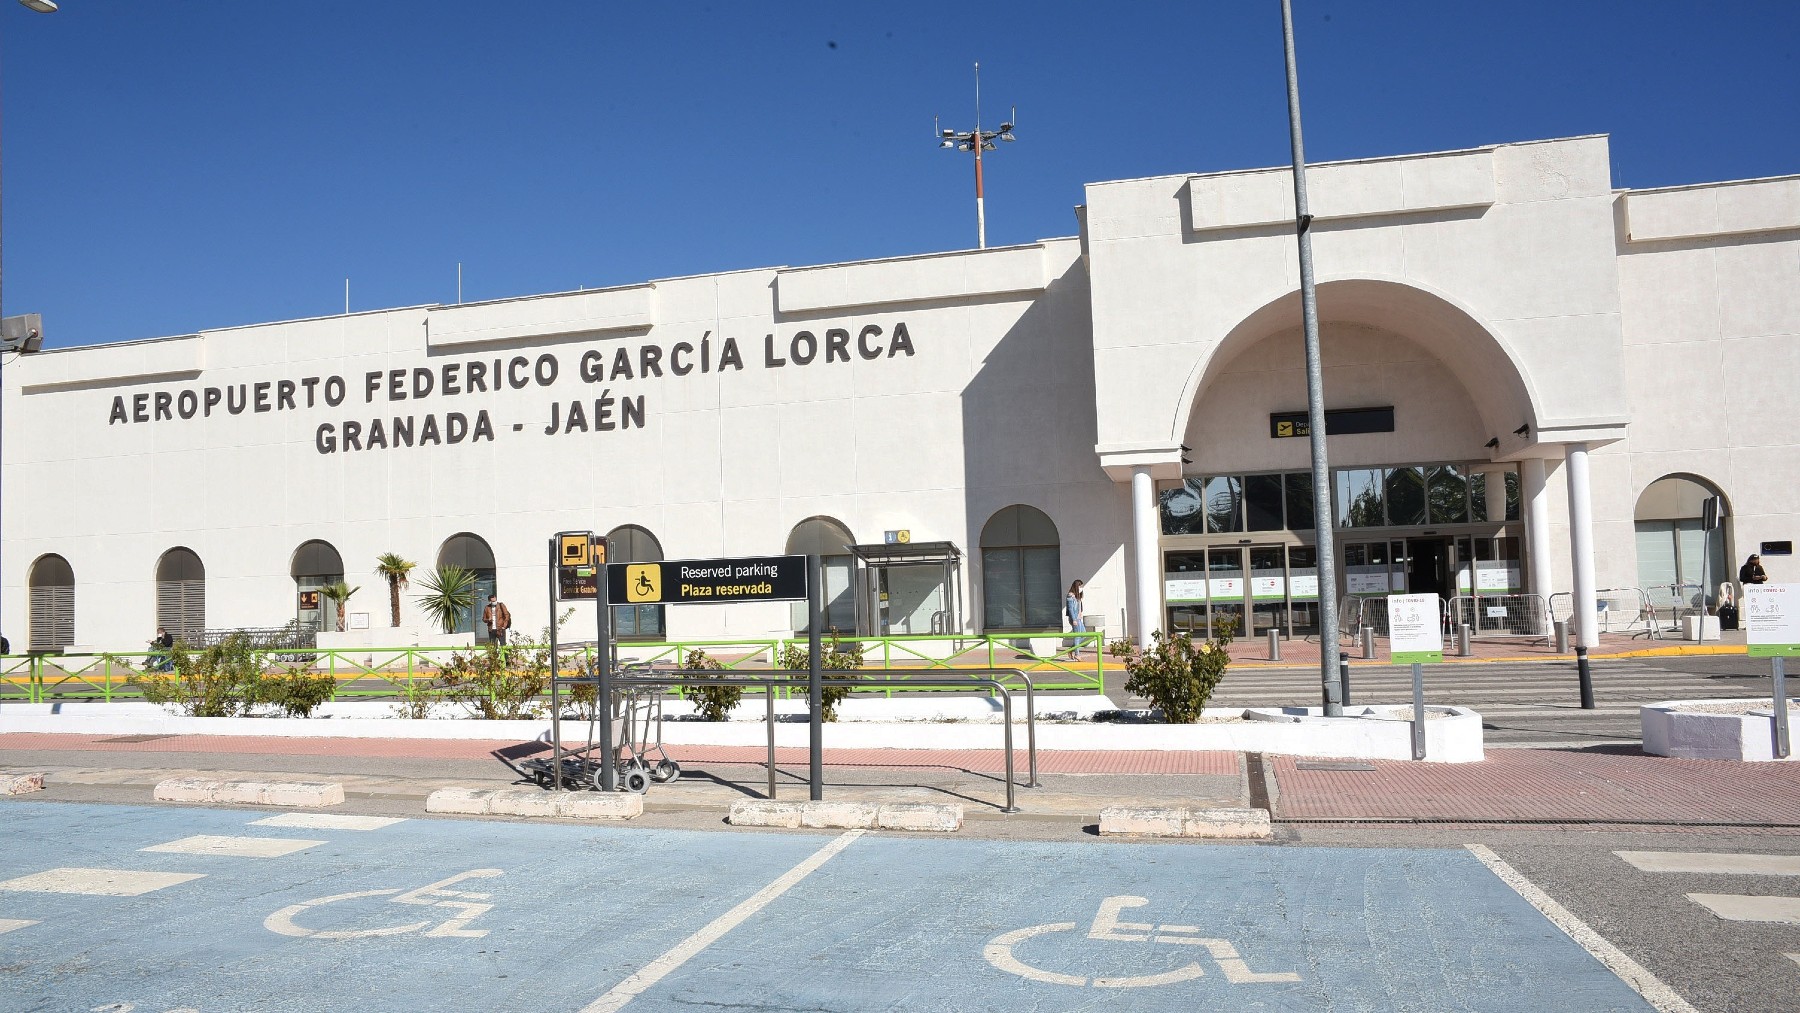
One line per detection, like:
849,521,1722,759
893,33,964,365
264,869,503,940
984,895,1301,988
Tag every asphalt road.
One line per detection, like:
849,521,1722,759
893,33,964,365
9,798,1795,1012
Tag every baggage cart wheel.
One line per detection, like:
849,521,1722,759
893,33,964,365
532,770,552,789
650,759,680,783
621,768,650,794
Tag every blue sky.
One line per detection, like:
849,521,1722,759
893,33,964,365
3,1,1796,349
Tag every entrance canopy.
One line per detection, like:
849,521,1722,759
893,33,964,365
847,541,964,636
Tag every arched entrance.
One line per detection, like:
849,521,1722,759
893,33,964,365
437,533,497,639
155,547,206,646
291,540,343,634
1635,475,1729,614
28,553,75,652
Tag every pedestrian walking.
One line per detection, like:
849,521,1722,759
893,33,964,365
150,626,174,672
481,594,512,646
1064,580,1086,657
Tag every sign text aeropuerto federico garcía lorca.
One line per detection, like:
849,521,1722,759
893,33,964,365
100,322,918,455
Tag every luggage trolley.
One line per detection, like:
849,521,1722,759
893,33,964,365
499,661,680,793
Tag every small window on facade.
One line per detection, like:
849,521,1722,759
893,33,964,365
980,505,1061,631
291,540,344,635
28,554,75,652
155,547,206,647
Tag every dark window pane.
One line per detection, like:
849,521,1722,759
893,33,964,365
1159,480,1208,535
1386,467,1426,526
981,548,1023,628
1204,476,1244,533
1284,472,1315,531
1470,473,1489,522
1505,471,1521,521
1245,474,1284,531
1427,465,1469,524
1336,469,1383,527
1021,547,1063,628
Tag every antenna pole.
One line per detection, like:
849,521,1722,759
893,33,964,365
973,63,986,249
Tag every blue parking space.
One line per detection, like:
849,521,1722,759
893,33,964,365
0,802,1654,1012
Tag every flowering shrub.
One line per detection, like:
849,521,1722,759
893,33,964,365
1110,628,1233,724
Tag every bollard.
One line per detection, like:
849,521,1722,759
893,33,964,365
1458,623,1473,658
1553,619,1569,654
1339,652,1352,706
1360,627,1375,660
1266,627,1281,662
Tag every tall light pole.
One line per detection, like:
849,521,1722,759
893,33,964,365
3,0,60,656
1279,0,1343,716
935,62,1015,250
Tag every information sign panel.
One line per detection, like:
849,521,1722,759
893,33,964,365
1387,593,1444,664
1746,584,1800,657
607,554,809,605
555,532,605,601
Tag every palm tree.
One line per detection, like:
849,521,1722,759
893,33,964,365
374,553,417,628
319,580,361,633
415,565,477,635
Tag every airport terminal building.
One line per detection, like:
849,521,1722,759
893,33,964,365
4,133,1796,653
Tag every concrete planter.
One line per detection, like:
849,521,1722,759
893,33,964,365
1641,698,1798,762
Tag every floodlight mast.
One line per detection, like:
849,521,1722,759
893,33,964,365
934,62,1015,249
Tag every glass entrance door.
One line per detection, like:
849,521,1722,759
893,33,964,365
1205,548,1246,639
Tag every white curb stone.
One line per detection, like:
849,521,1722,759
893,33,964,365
800,801,879,830
152,778,343,808
2,772,46,795
728,800,804,828
424,788,641,820
1099,805,1272,839
876,802,963,832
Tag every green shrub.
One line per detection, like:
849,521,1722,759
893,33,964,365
131,634,265,717
434,612,570,720
778,634,865,722
257,671,338,718
1114,629,1232,724
681,648,738,721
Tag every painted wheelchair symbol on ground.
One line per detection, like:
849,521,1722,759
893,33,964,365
984,895,1302,989
264,869,503,940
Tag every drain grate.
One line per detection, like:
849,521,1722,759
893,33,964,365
98,734,179,743
1295,761,1377,772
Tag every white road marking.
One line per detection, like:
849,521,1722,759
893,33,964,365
142,835,325,859
985,894,1299,988
1466,844,1698,1013
0,917,39,934
1616,852,1800,876
1686,894,1800,925
252,813,405,831
0,868,205,897
581,830,865,1013
264,869,502,940
1787,953,1800,968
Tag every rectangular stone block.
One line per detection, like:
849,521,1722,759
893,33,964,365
557,794,643,820
211,781,267,805
876,802,962,832
1098,806,1189,836
256,782,345,808
425,788,496,815
153,778,224,803
800,801,879,829
487,790,562,817
2,773,45,796
728,800,804,828
1183,807,1273,839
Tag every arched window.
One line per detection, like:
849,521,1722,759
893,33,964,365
155,547,206,647
28,554,75,652
606,525,665,641
437,533,498,639
980,505,1061,631
1635,475,1729,612
786,516,857,633
291,540,344,634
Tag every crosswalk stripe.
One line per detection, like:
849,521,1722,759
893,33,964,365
251,813,405,831
0,868,204,897
1617,852,1800,876
1686,893,1800,924
142,836,325,859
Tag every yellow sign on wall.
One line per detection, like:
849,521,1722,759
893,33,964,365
625,563,662,603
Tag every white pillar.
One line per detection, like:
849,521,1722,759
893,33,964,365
1522,457,1553,601
1131,466,1161,648
1564,444,1599,649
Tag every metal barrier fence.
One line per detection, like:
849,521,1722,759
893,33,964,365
1338,594,1390,640
1548,586,1675,638
0,631,1104,705
1444,594,1550,638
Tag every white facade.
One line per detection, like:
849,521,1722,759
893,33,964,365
3,134,1796,652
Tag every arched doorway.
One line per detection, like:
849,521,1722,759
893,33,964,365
291,540,343,634
28,553,75,652
785,516,856,633
437,533,497,639
980,505,1061,632
606,525,665,641
1635,475,1728,614
155,547,206,647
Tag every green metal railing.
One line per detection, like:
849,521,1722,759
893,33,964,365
0,631,1105,705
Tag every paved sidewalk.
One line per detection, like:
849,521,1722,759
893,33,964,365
7,729,1799,831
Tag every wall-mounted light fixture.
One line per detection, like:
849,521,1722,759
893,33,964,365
1513,423,1531,438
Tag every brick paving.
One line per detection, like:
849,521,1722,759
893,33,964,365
1269,749,1800,825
